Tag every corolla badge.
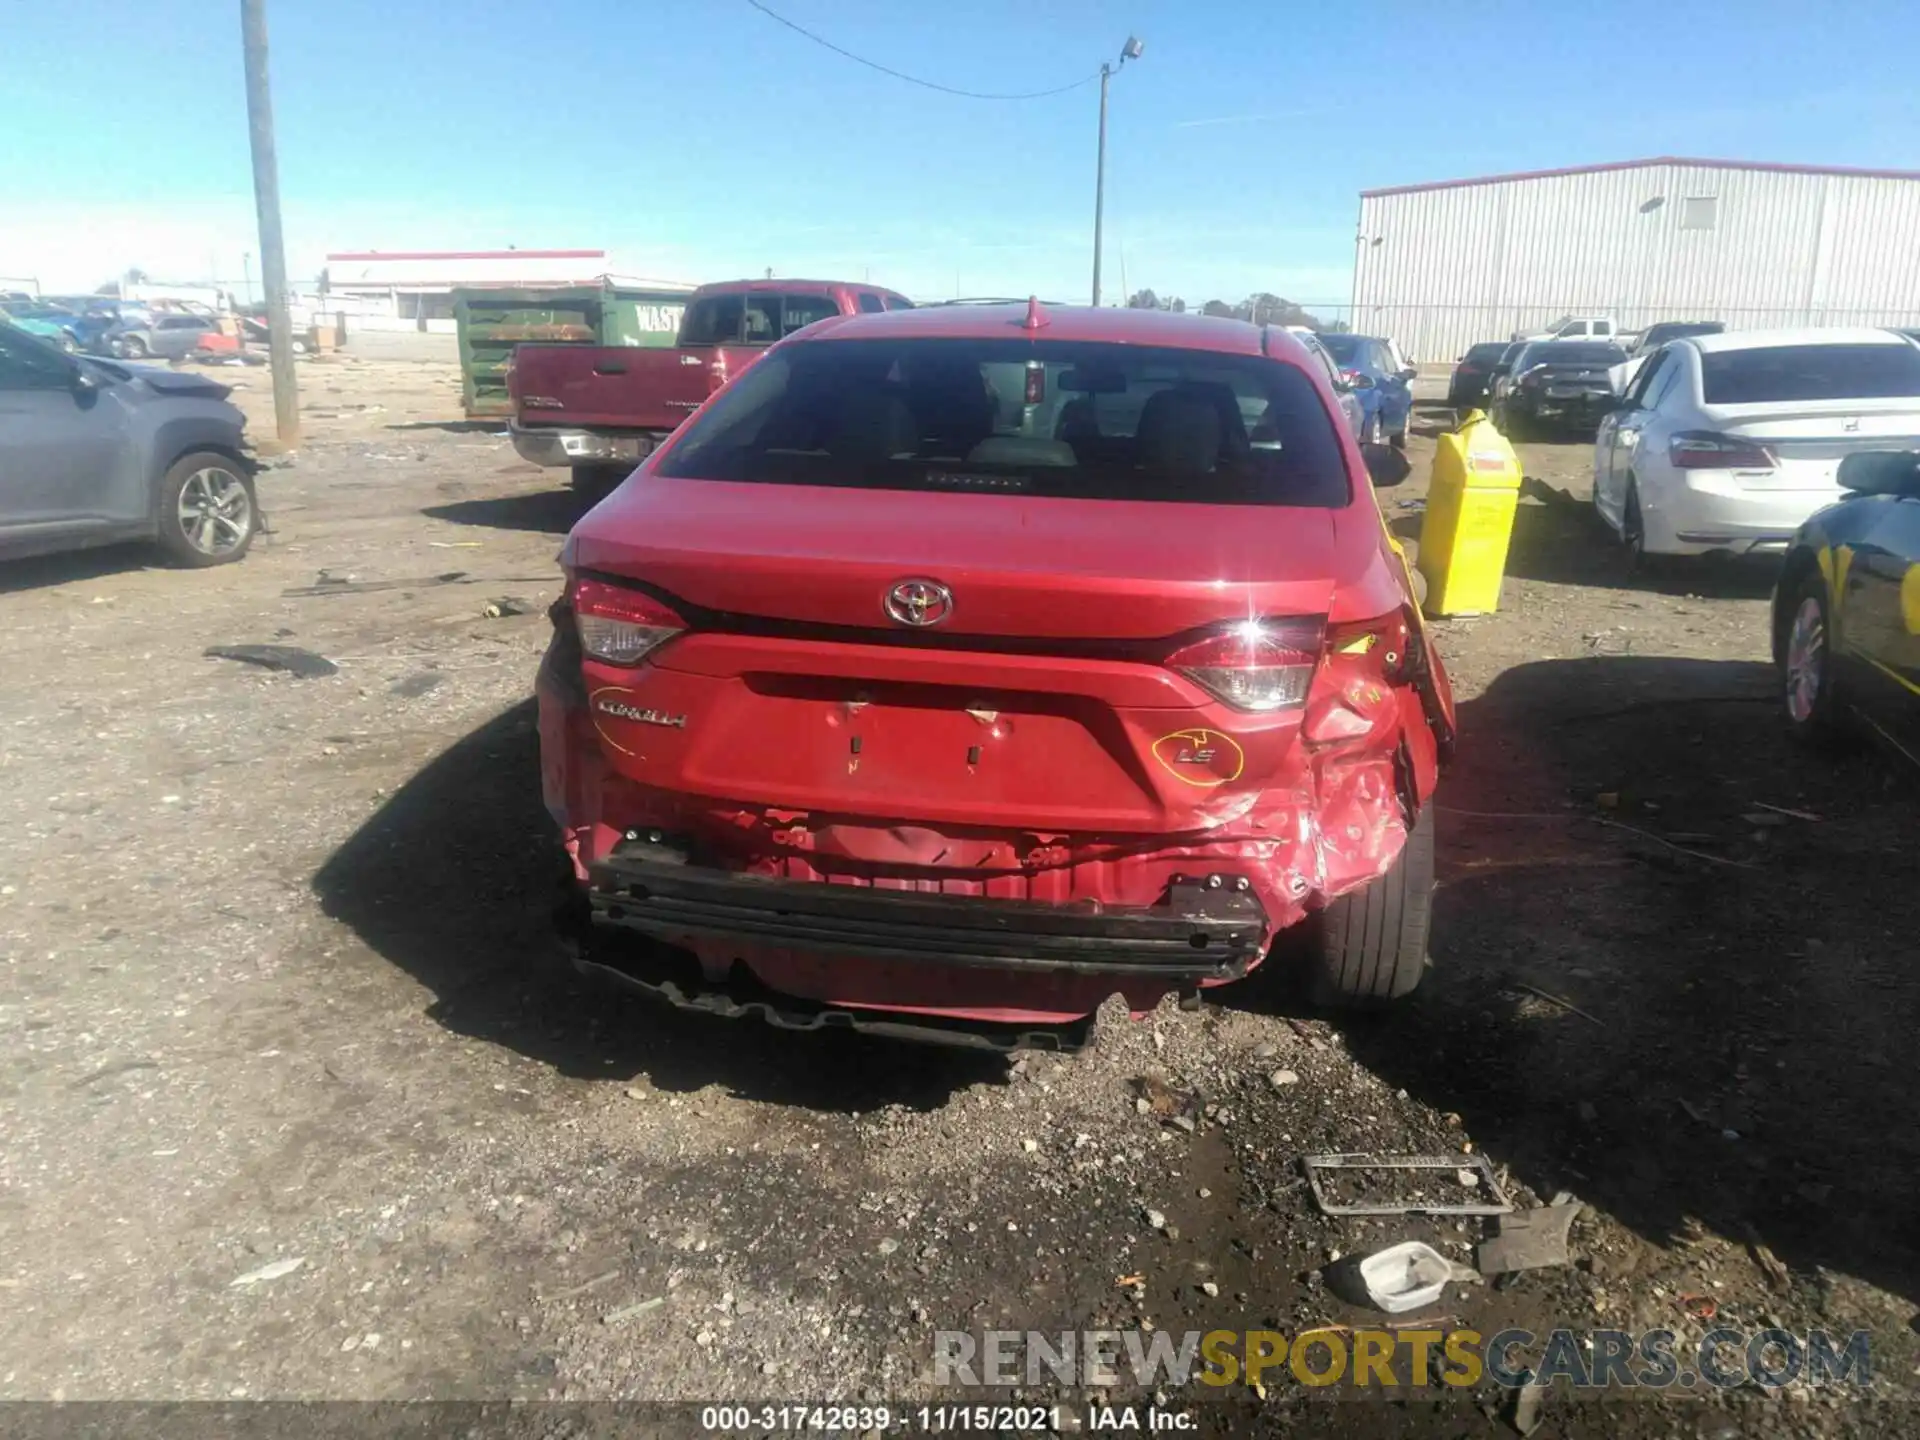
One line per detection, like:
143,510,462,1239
885,578,954,628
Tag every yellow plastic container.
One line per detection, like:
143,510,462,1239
1415,409,1523,616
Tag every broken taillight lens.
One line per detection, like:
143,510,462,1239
1325,611,1414,682
1167,617,1325,712
1304,611,1417,743
572,577,685,666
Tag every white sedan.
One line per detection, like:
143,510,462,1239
1592,327,1920,562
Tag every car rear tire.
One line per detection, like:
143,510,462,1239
1306,802,1435,1008
1620,478,1656,574
1497,405,1529,442
156,452,257,567
1781,573,1851,750
1361,412,1384,446
117,335,150,359
1390,419,1408,450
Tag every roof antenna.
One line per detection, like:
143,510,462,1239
1021,295,1049,331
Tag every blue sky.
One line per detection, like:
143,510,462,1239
4,0,1918,303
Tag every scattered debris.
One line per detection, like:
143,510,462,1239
70,1058,159,1090
1268,1069,1301,1089
483,596,533,619
1303,1153,1515,1217
1353,1241,1453,1314
229,1257,304,1287
601,1296,666,1327
1116,1274,1144,1288
1509,981,1603,1026
1744,1226,1791,1291
1143,1208,1168,1231
546,1269,622,1302
389,672,443,698
1133,1074,1202,1129
1679,1292,1718,1322
1477,1200,1583,1276
1507,1382,1545,1436
284,571,469,598
204,644,337,679
1200,1281,1219,1298
877,1238,900,1256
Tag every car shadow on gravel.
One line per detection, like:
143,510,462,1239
0,543,161,594
312,700,1000,1111
1342,652,1920,1308
423,492,585,536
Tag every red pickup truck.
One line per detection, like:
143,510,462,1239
509,278,913,496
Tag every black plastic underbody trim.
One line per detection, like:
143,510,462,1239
585,855,1268,980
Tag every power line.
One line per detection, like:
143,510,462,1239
743,0,1099,100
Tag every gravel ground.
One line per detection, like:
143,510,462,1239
1,358,1915,1436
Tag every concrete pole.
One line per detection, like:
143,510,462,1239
1091,63,1111,307
241,0,300,445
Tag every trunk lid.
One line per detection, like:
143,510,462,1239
1709,401,1920,490
569,480,1355,839
571,477,1341,639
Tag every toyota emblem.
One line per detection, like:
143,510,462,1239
885,578,953,628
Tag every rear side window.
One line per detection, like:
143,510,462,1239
1700,344,1920,404
679,294,745,345
655,338,1351,507
855,292,885,314
1465,344,1508,363
779,294,839,334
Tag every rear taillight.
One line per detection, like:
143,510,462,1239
1341,369,1364,387
1669,430,1775,470
572,577,685,666
1167,617,1325,712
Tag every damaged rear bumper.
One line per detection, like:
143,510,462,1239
587,847,1269,981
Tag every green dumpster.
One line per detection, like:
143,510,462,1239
454,280,693,418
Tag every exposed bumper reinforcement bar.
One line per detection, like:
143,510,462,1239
585,855,1269,981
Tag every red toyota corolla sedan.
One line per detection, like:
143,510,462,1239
537,302,1455,1050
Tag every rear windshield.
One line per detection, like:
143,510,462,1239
680,292,841,346
1700,343,1920,405
1521,344,1627,366
1464,343,1509,363
654,338,1351,507
1318,334,1361,364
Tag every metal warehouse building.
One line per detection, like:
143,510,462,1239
1350,156,1920,363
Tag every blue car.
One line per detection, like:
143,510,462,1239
1319,333,1416,448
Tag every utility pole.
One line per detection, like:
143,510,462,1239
241,0,299,446
1089,37,1143,308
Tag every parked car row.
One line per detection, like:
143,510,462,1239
0,296,235,361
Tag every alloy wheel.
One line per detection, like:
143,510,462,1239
1784,596,1826,724
177,467,252,557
